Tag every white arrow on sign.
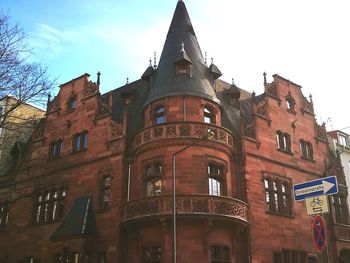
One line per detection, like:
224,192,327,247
295,180,335,197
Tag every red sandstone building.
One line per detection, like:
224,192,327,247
0,1,350,262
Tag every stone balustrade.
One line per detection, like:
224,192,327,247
132,122,234,150
122,194,249,224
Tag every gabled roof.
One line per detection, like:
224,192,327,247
50,196,98,240
145,1,219,106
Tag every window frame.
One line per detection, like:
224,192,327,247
276,130,292,153
204,106,215,124
67,96,77,111
142,245,162,263
49,139,63,160
33,188,66,225
211,245,230,263
144,161,164,197
207,163,225,196
264,175,292,217
154,106,165,125
72,131,88,153
0,201,9,229
299,139,313,160
332,193,349,225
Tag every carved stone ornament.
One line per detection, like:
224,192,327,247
244,124,256,139
96,101,110,119
315,123,327,141
214,200,245,219
302,96,314,114
47,96,59,112
179,124,191,137
84,82,98,97
112,121,123,138
256,98,268,117
153,127,163,138
166,126,176,138
267,83,278,97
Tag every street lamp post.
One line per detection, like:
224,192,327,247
172,130,215,263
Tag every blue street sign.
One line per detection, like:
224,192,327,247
293,176,338,201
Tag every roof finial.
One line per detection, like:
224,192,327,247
309,94,313,104
97,71,101,87
126,77,129,85
149,58,152,67
263,72,267,86
205,52,207,65
211,57,214,64
153,52,157,69
232,78,235,85
47,93,51,105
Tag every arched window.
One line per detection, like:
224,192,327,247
204,106,215,124
285,92,296,112
207,164,224,196
145,161,164,197
154,106,165,124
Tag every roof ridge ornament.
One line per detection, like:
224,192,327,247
205,52,207,65
181,42,185,52
153,52,157,69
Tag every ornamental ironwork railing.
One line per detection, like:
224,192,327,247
122,194,249,224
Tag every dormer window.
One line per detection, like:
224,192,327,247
204,106,215,124
175,42,192,77
155,106,165,124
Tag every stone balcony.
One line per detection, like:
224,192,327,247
122,194,249,225
132,122,234,150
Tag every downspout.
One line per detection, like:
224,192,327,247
127,162,131,202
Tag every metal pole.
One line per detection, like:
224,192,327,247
171,129,215,263
172,155,177,263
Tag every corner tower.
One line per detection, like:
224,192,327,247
124,2,249,263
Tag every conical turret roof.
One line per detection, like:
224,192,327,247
145,1,220,106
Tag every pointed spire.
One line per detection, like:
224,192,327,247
205,52,207,65
144,0,220,106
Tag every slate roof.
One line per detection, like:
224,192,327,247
50,196,98,239
216,79,253,136
103,79,150,141
145,0,219,106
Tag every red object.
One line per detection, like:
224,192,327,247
312,215,327,253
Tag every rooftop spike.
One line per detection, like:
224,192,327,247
149,58,152,67
181,42,185,52
97,71,101,87
205,52,207,65
153,52,157,69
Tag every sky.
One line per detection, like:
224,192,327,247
1,0,349,133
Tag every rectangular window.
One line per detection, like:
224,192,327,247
332,194,348,224
72,131,88,152
49,140,63,159
300,140,313,160
264,175,292,216
34,188,66,224
143,246,161,263
339,134,350,147
0,202,9,229
211,245,230,263
208,164,224,196
276,131,291,152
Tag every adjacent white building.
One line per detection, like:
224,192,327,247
328,130,350,209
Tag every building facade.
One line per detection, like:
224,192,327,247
0,96,45,176
0,1,349,263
